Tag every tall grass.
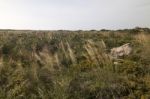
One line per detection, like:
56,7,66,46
0,29,150,98
84,39,112,68
66,42,76,64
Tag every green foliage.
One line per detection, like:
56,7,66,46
0,28,149,99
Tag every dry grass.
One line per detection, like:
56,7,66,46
66,42,76,64
134,33,150,44
0,29,150,99
84,39,112,67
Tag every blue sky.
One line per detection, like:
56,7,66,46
0,0,150,30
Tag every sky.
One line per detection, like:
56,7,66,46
0,0,150,30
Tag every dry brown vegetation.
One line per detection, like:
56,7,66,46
0,28,150,99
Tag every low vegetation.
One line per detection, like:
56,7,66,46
0,28,150,99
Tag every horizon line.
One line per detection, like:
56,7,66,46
0,27,149,31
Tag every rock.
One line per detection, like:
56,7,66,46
111,43,132,59
114,62,119,65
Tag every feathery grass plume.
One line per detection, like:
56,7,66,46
84,39,99,65
38,45,61,71
34,52,42,62
84,39,112,68
60,41,68,59
101,40,106,48
66,41,76,64
87,40,107,65
97,40,112,66
39,45,54,71
54,52,60,67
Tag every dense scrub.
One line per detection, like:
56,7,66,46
0,28,150,99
